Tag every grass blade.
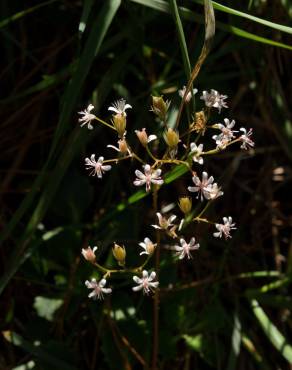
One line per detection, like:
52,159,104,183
0,0,58,29
193,0,292,35
131,0,292,50
251,299,292,363
227,314,242,370
169,0,192,79
0,0,121,295
175,0,215,127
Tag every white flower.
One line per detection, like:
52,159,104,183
139,237,156,255
212,118,237,149
239,128,254,150
212,134,231,150
173,237,200,259
81,246,97,263
151,212,177,230
132,270,159,294
213,217,236,239
85,278,112,300
200,89,228,113
78,104,96,130
85,155,112,178
178,86,198,103
190,143,204,165
207,183,224,200
133,164,163,192
108,98,132,116
188,172,216,201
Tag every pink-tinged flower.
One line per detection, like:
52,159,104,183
213,217,236,239
207,183,224,200
132,270,159,294
212,134,230,150
188,172,216,201
139,237,156,255
133,164,163,192
239,128,254,150
108,99,132,116
107,139,131,155
85,278,112,300
213,119,237,149
78,104,96,130
81,246,97,263
135,128,157,147
190,143,204,164
178,86,198,103
151,212,177,230
173,237,200,259
200,90,228,113
85,155,112,178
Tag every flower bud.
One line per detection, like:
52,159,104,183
112,243,126,266
81,246,97,263
112,113,126,137
151,96,170,121
178,197,192,214
164,128,180,148
118,138,128,154
135,128,148,147
193,111,207,134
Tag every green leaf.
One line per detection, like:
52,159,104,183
33,296,63,321
251,299,292,363
3,332,77,370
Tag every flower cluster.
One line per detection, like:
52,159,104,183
77,87,253,300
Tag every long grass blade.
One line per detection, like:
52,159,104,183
0,0,58,29
0,0,121,295
131,0,292,51
175,0,215,127
193,0,292,35
227,314,242,370
169,0,192,79
251,299,292,363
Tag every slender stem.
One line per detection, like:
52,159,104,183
202,138,241,156
92,255,153,277
193,217,215,225
103,155,132,164
152,186,160,370
94,116,116,130
146,145,158,162
141,254,152,269
195,200,212,220
126,142,145,164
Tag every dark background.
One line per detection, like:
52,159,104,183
0,1,292,369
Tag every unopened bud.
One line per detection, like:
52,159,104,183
112,113,126,137
112,243,126,266
81,246,97,263
118,138,128,154
164,128,180,148
193,111,207,134
151,96,170,121
135,128,148,147
178,197,192,214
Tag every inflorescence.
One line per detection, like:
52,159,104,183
77,88,254,300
